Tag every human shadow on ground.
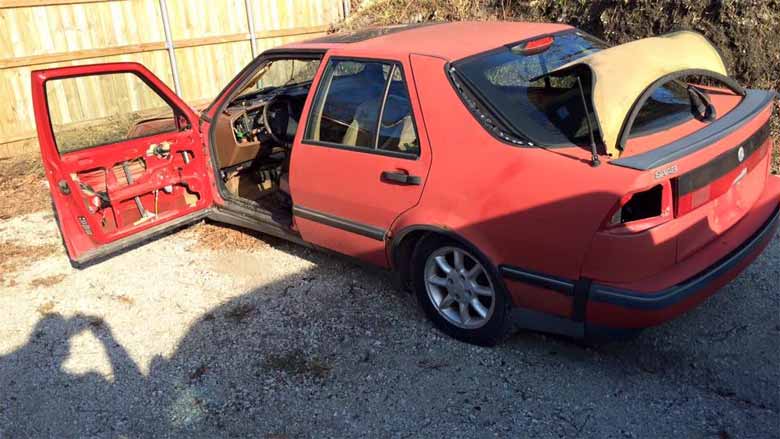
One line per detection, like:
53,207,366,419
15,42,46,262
1,191,778,438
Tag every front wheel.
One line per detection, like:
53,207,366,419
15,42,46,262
411,236,512,346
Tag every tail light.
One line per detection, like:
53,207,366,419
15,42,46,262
603,180,674,232
676,141,769,217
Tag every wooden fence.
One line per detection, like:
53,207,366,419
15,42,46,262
0,0,350,156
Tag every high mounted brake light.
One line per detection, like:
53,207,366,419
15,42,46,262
515,36,554,55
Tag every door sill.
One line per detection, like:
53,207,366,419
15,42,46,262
208,205,306,246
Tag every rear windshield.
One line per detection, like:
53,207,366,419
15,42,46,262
453,30,693,146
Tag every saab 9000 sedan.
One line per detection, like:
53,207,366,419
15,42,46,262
32,22,779,345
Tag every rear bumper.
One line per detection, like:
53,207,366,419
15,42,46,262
586,202,778,329
501,174,780,338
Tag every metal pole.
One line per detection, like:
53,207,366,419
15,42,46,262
343,0,351,18
158,0,182,96
245,0,257,58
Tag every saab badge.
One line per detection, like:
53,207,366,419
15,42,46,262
737,146,746,163
654,164,678,180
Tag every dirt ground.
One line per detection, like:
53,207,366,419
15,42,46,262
0,155,779,438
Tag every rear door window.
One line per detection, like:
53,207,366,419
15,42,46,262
305,58,419,156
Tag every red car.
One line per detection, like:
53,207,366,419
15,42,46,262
33,22,779,345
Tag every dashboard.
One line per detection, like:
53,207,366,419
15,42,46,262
213,84,310,169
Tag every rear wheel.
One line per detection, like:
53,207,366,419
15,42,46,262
411,236,511,346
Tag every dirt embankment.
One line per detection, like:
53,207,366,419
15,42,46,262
346,0,780,172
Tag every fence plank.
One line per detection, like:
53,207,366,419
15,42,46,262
0,0,108,8
0,0,343,152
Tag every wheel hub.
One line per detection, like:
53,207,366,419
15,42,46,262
423,246,496,330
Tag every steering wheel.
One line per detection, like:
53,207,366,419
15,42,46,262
263,95,295,146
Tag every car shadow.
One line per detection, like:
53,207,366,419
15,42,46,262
1,190,777,437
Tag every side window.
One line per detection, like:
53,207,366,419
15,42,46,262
46,72,178,153
377,67,419,154
305,58,419,156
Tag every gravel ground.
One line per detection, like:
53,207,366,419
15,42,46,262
0,208,778,438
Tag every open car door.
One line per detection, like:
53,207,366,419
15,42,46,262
32,63,214,266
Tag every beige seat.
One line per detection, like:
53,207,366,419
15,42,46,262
341,99,380,147
343,95,417,151
379,114,417,152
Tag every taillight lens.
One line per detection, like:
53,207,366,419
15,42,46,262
603,181,673,232
676,142,769,217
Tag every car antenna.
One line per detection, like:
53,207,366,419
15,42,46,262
576,75,601,168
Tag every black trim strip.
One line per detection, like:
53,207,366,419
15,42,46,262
676,120,770,196
612,89,775,170
589,204,780,309
571,278,592,322
73,209,209,268
293,205,386,241
499,203,778,313
498,265,575,296
301,140,419,160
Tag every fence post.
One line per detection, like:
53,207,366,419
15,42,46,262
158,0,182,96
245,0,257,58
343,0,350,18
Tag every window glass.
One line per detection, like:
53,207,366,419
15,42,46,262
378,67,419,154
629,80,692,137
46,72,177,153
305,60,390,148
234,58,321,100
455,30,694,146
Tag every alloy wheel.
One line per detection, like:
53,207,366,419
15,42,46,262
423,246,496,329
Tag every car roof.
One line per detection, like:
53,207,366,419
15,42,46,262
277,21,574,61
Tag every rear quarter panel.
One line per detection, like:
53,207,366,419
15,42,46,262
394,54,633,286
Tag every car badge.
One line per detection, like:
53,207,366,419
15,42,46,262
737,146,745,163
654,164,678,180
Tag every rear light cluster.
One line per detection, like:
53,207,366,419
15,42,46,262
602,122,771,233
676,140,769,216
604,181,673,232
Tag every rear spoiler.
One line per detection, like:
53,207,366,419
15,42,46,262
611,89,777,170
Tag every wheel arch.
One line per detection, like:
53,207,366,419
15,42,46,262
388,225,512,303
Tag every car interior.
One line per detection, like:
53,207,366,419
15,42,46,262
211,57,419,229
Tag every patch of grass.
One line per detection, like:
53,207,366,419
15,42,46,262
29,274,66,288
263,350,331,379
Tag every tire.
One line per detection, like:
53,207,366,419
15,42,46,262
411,235,512,346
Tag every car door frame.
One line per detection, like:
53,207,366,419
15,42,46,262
32,62,215,266
288,51,434,266
199,49,328,216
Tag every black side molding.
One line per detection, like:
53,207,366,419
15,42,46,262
499,204,779,313
612,89,776,171
293,205,386,241
498,265,575,296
